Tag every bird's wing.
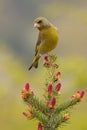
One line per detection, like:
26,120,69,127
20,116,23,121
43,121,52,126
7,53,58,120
35,33,42,56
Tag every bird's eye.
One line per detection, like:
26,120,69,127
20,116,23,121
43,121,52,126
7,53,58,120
38,20,42,24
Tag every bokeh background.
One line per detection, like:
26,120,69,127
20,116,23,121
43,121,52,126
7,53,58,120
0,0,87,130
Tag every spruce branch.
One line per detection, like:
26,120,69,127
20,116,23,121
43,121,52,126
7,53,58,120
55,98,80,114
20,54,85,130
33,109,48,124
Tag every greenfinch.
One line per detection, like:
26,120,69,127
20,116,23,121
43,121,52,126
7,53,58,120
29,17,59,70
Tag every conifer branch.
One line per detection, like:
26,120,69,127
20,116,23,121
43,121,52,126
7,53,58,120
55,98,79,114
20,54,85,130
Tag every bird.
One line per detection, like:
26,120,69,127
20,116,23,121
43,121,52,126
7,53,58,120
29,17,59,70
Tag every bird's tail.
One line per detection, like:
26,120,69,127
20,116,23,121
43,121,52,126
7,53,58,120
28,55,41,70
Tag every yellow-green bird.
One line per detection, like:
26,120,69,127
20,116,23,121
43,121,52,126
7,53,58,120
29,17,59,70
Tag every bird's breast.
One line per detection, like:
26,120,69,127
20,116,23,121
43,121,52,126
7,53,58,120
39,27,58,54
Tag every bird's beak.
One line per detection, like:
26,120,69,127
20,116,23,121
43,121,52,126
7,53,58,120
34,23,40,28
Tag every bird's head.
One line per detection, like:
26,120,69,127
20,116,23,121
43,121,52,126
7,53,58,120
34,17,51,31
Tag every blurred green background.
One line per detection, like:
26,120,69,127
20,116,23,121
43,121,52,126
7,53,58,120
0,0,87,130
